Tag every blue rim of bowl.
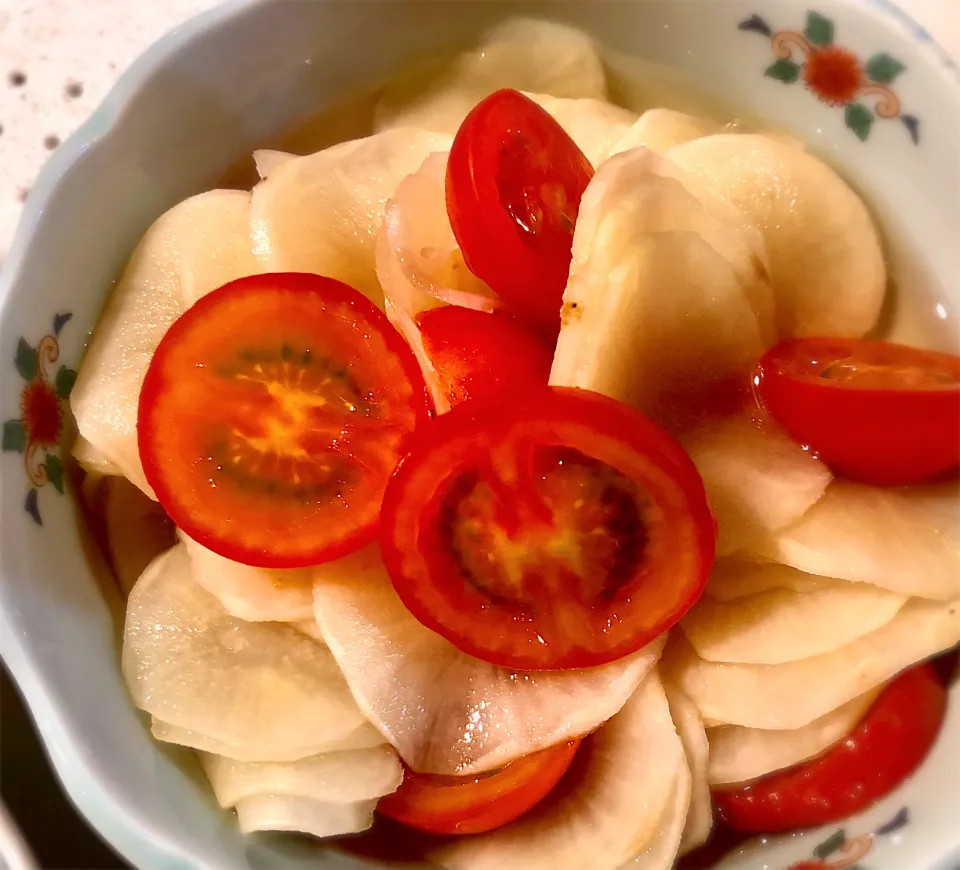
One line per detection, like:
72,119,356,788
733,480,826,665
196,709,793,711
0,0,958,867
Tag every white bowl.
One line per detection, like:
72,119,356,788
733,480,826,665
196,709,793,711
1,1,958,868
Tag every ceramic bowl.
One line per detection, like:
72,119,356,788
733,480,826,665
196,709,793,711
1,1,958,868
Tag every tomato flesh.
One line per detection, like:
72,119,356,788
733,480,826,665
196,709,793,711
381,387,716,670
714,664,947,832
446,89,594,339
755,338,960,486
378,740,580,835
416,307,553,409
138,273,429,568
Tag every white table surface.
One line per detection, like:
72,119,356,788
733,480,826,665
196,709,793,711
0,0,957,264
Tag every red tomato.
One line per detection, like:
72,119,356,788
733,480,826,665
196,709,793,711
755,338,960,486
416,306,553,409
380,387,716,670
714,663,947,833
378,740,580,835
139,273,429,568
446,89,594,339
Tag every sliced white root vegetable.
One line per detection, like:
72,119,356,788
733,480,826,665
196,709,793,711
707,687,881,786
312,547,662,775
625,765,691,870
664,682,711,855
102,478,176,596
234,795,376,839
681,572,906,664
663,598,960,730
179,533,314,623
523,92,637,167
253,149,296,180
250,127,452,307
754,480,960,600
609,109,721,158
668,133,885,338
679,415,832,557
374,18,607,134
705,560,841,601
71,189,260,496
123,545,367,758
151,718,385,763
72,436,120,477
292,620,327,644
549,148,771,433
199,745,402,808
433,672,686,870
375,151,496,411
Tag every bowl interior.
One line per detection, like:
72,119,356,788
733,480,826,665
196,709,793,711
0,1,958,869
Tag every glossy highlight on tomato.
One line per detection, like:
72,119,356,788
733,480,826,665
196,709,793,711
138,273,430,568
714,663,947,833
755,338,960,486
417,306,553,409
380,387,716,671
378,739,580,835
446,89,594,338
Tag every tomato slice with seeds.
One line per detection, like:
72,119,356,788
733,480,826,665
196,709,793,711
755,338,960,486
139,273,430,568
446,89,594,339
378,740,580,836
381,387,716,671
416,306,553,409
714,664,947,833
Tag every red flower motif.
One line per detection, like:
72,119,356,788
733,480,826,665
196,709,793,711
20,379,62,447
787,861,830,870
804,46,864,106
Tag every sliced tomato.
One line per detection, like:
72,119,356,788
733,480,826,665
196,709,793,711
378,739,580,835
446,89,594,339
138,273,430,568
417,306,553,410
754,338,960,486
380,387,716,671
714,663,947,833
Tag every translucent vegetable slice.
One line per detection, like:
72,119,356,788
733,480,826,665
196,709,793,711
704,560,839,601
681,571,906,664
250,128,451,307
73,436,120,477
549,147,772,432
664,681,712,854
312,547,663,775
754,480,960,600
524,92,637,167
432,672,686,870
71,189,259,495
680,415,832,557
663,598,960,729
199,745,402,807
180,533,314,623
123,545,366,757
608,109,720,158
668,133,885,338
707,688,881,786
374,18,607,134
234,795,377,839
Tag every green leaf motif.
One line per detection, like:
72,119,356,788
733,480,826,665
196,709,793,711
845,103,875,141
45,453,65,493
805,11,835,46
766,59,801,84
2,420,26,453
865,53,906,84
15,338,38,381
55,365,77,399
814,829,848,860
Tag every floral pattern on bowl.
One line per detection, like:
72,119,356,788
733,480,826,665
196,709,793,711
739,10,919,142
784,808,909,870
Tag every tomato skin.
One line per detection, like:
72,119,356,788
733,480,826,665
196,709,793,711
378,739,580,835
139,273,430,568
446,89,594,339
714,664,947,833
380,387,716,671
755,338,960,486
416,307,553,409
